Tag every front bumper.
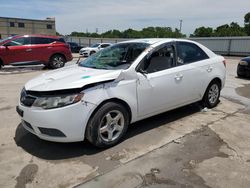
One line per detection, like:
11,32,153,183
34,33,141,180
16,101,96,142
79,51,90,56
237,64,250,77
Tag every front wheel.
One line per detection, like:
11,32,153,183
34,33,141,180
49,54,66,69
90,51,96,56
86,102,129,148
202,81,221,108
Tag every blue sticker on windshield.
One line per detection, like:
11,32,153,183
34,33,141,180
82,75,91,79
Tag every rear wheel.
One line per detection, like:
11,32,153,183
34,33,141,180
86,102,129,148
202,81,221,108
49,54,66,69
237,69,244,78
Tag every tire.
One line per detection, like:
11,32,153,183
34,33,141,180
90,51,96,56
202,80,221,108
0,59,3,70
237,71,244,78
86,102,129,148
49,54,66,69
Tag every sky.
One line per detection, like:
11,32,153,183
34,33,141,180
1,0,250,35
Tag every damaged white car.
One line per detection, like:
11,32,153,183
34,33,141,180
16,39,226,147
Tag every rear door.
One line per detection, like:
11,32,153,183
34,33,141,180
176,41,211,98
30,37,54,63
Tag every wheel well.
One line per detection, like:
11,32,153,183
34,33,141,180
210,77,222,89
202,77,222,99
49,53,66,62
89,98,132,124
0,58,3,66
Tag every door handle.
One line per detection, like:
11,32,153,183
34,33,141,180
207,66,213,72
175,74,183,81
26,49,32,52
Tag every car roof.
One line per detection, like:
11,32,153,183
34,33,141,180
11,34,61,39
120,38,196,45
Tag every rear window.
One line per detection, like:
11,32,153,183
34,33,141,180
177,42,209,64
58,38,66,43
31,37,66,44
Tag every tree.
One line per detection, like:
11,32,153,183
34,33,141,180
244,12,250,36
191,27,213,37
68,27,186,38
214,23,246,37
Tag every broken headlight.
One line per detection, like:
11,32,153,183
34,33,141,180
32,93,84,109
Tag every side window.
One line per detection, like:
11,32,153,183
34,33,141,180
58,38,66,43
101,44,110,48
31,37,52,44
4,37,30,46
177,42,208,65
138,44,175,74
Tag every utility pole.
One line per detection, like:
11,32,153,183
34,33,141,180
179,19,183,33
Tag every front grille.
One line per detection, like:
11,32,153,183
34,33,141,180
20,89,36,107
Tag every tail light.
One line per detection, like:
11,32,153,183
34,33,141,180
222,60,226,67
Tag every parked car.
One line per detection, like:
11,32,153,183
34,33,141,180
16,39,226,147
237,56,250,77
67,42,83,53
0,35,73,69
79,43,112,56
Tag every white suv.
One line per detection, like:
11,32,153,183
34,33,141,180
17,39,226,148
79,43,112,56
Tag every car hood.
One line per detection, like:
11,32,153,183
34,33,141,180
25,65,122,92
241,56,250,63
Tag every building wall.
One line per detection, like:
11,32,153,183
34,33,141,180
0,17,56,39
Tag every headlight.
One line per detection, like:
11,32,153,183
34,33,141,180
32,93,84,109
239,61,248,66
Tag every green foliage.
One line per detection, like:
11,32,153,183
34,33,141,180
214,22,246,37
69,27,186,38
244,12,250,36
191,27,213,37
191,22,247,37
192,13,250,37
244,12,250,24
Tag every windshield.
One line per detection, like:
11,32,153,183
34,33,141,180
91,43,100,48
0,36,14,44
79,42,150,70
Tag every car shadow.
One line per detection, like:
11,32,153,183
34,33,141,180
14,102,202,160
0,65,45,74
235,76,250,80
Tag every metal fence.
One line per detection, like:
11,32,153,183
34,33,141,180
191,37,250,56
65,36,250,56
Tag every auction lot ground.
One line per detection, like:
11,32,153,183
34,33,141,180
0,56,250,188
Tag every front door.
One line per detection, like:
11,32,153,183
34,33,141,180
3,37,32,65
136,42,203,118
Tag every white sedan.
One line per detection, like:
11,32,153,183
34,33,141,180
16,39,226,147
79,43,112,56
